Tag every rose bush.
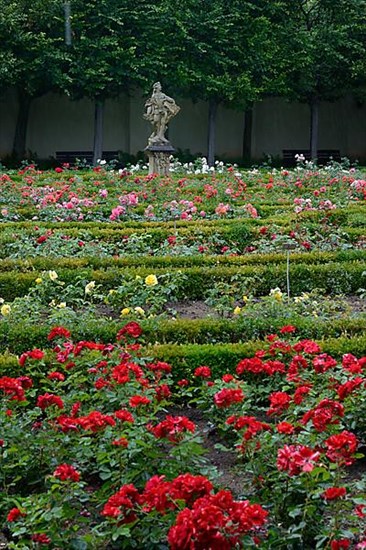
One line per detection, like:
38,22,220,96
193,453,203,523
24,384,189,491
0,324,365,547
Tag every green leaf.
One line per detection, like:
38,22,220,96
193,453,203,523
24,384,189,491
70,539,88,550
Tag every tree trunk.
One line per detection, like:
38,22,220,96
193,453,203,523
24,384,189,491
64,0,72,46
125,94,131,154
207,99,218,167
242,103,253,161
310,99,319,162
12,90,32,160
93,98,104,166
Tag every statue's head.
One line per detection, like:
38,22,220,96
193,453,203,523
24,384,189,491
153,82,162,92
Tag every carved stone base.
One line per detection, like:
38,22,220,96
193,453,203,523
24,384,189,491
145,144,175,176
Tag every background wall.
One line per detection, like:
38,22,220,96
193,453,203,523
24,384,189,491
1,90,365,162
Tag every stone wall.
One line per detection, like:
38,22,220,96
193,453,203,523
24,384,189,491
1,89,365,162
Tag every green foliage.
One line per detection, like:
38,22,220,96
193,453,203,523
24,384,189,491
105,271,187,315
0,315,365,356
0,0,69,96
151,335,366,378
273,0,366,104
0,259,364,301
67,0,136,100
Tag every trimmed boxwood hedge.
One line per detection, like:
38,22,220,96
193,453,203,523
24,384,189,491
0,335,365,381
0,259,364,301
149,335,366,379
0,204,364,234
0,202,296,221
0,316,364,355
0,249,364,272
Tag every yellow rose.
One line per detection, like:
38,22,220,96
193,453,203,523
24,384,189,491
1,304,11,316
58,302,66,309
121,308,131,316
242,295,249,303
134,307,145,316
145,274,158,286
85,281,96,294
270,287,283,302
48,270,58,281
233,306,242,315
35,277,43,284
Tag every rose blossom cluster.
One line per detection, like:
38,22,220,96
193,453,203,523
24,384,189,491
102,474,268,549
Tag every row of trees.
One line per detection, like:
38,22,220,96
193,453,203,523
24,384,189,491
1,0,365,164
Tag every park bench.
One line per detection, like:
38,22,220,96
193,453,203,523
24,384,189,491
282,149,341,164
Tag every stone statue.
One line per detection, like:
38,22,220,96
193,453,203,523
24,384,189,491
144,82,180,146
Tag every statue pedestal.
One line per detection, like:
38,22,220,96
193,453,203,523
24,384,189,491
145,144,175,176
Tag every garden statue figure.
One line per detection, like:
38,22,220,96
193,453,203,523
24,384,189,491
144,82,180,146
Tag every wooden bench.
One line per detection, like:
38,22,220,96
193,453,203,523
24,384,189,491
282,149,341,164
55,151,119,165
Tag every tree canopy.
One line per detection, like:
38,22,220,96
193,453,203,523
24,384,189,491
272,0,366,158
1,0,365,162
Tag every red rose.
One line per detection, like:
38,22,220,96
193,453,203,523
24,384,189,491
129,395,151,407
47,371,65,382
151,415,195,443
267,392,291,416
214,388,244,408
194,366,211,378
322,487,347,500
7,507,25,522
293,339,321,354
28,349,44,360
53,463,81,482
77,411,116,432
331,540,350,550
117,322,143,340
277,421,295,434
101,483,140,521
112,437,129,447
280,325,296,334
47,326,71,341
114,409,134,423
31,533,51,544
37,393,64,410
277,444,320,476
36,235,48,244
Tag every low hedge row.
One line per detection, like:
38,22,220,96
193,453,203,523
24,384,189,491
0,204,364,233
0,249,364,273
0,316,364,355
3,202,295,221
150,335,366,379
0,222,363,261
1,335,365,381
1,217,270,232
0,260,364,301
145,316,366,345
0,219,298,247
0,219,278,252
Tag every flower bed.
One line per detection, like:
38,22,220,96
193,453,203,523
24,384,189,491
0,161,365,547
0,162,365,223
0,324,366,548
